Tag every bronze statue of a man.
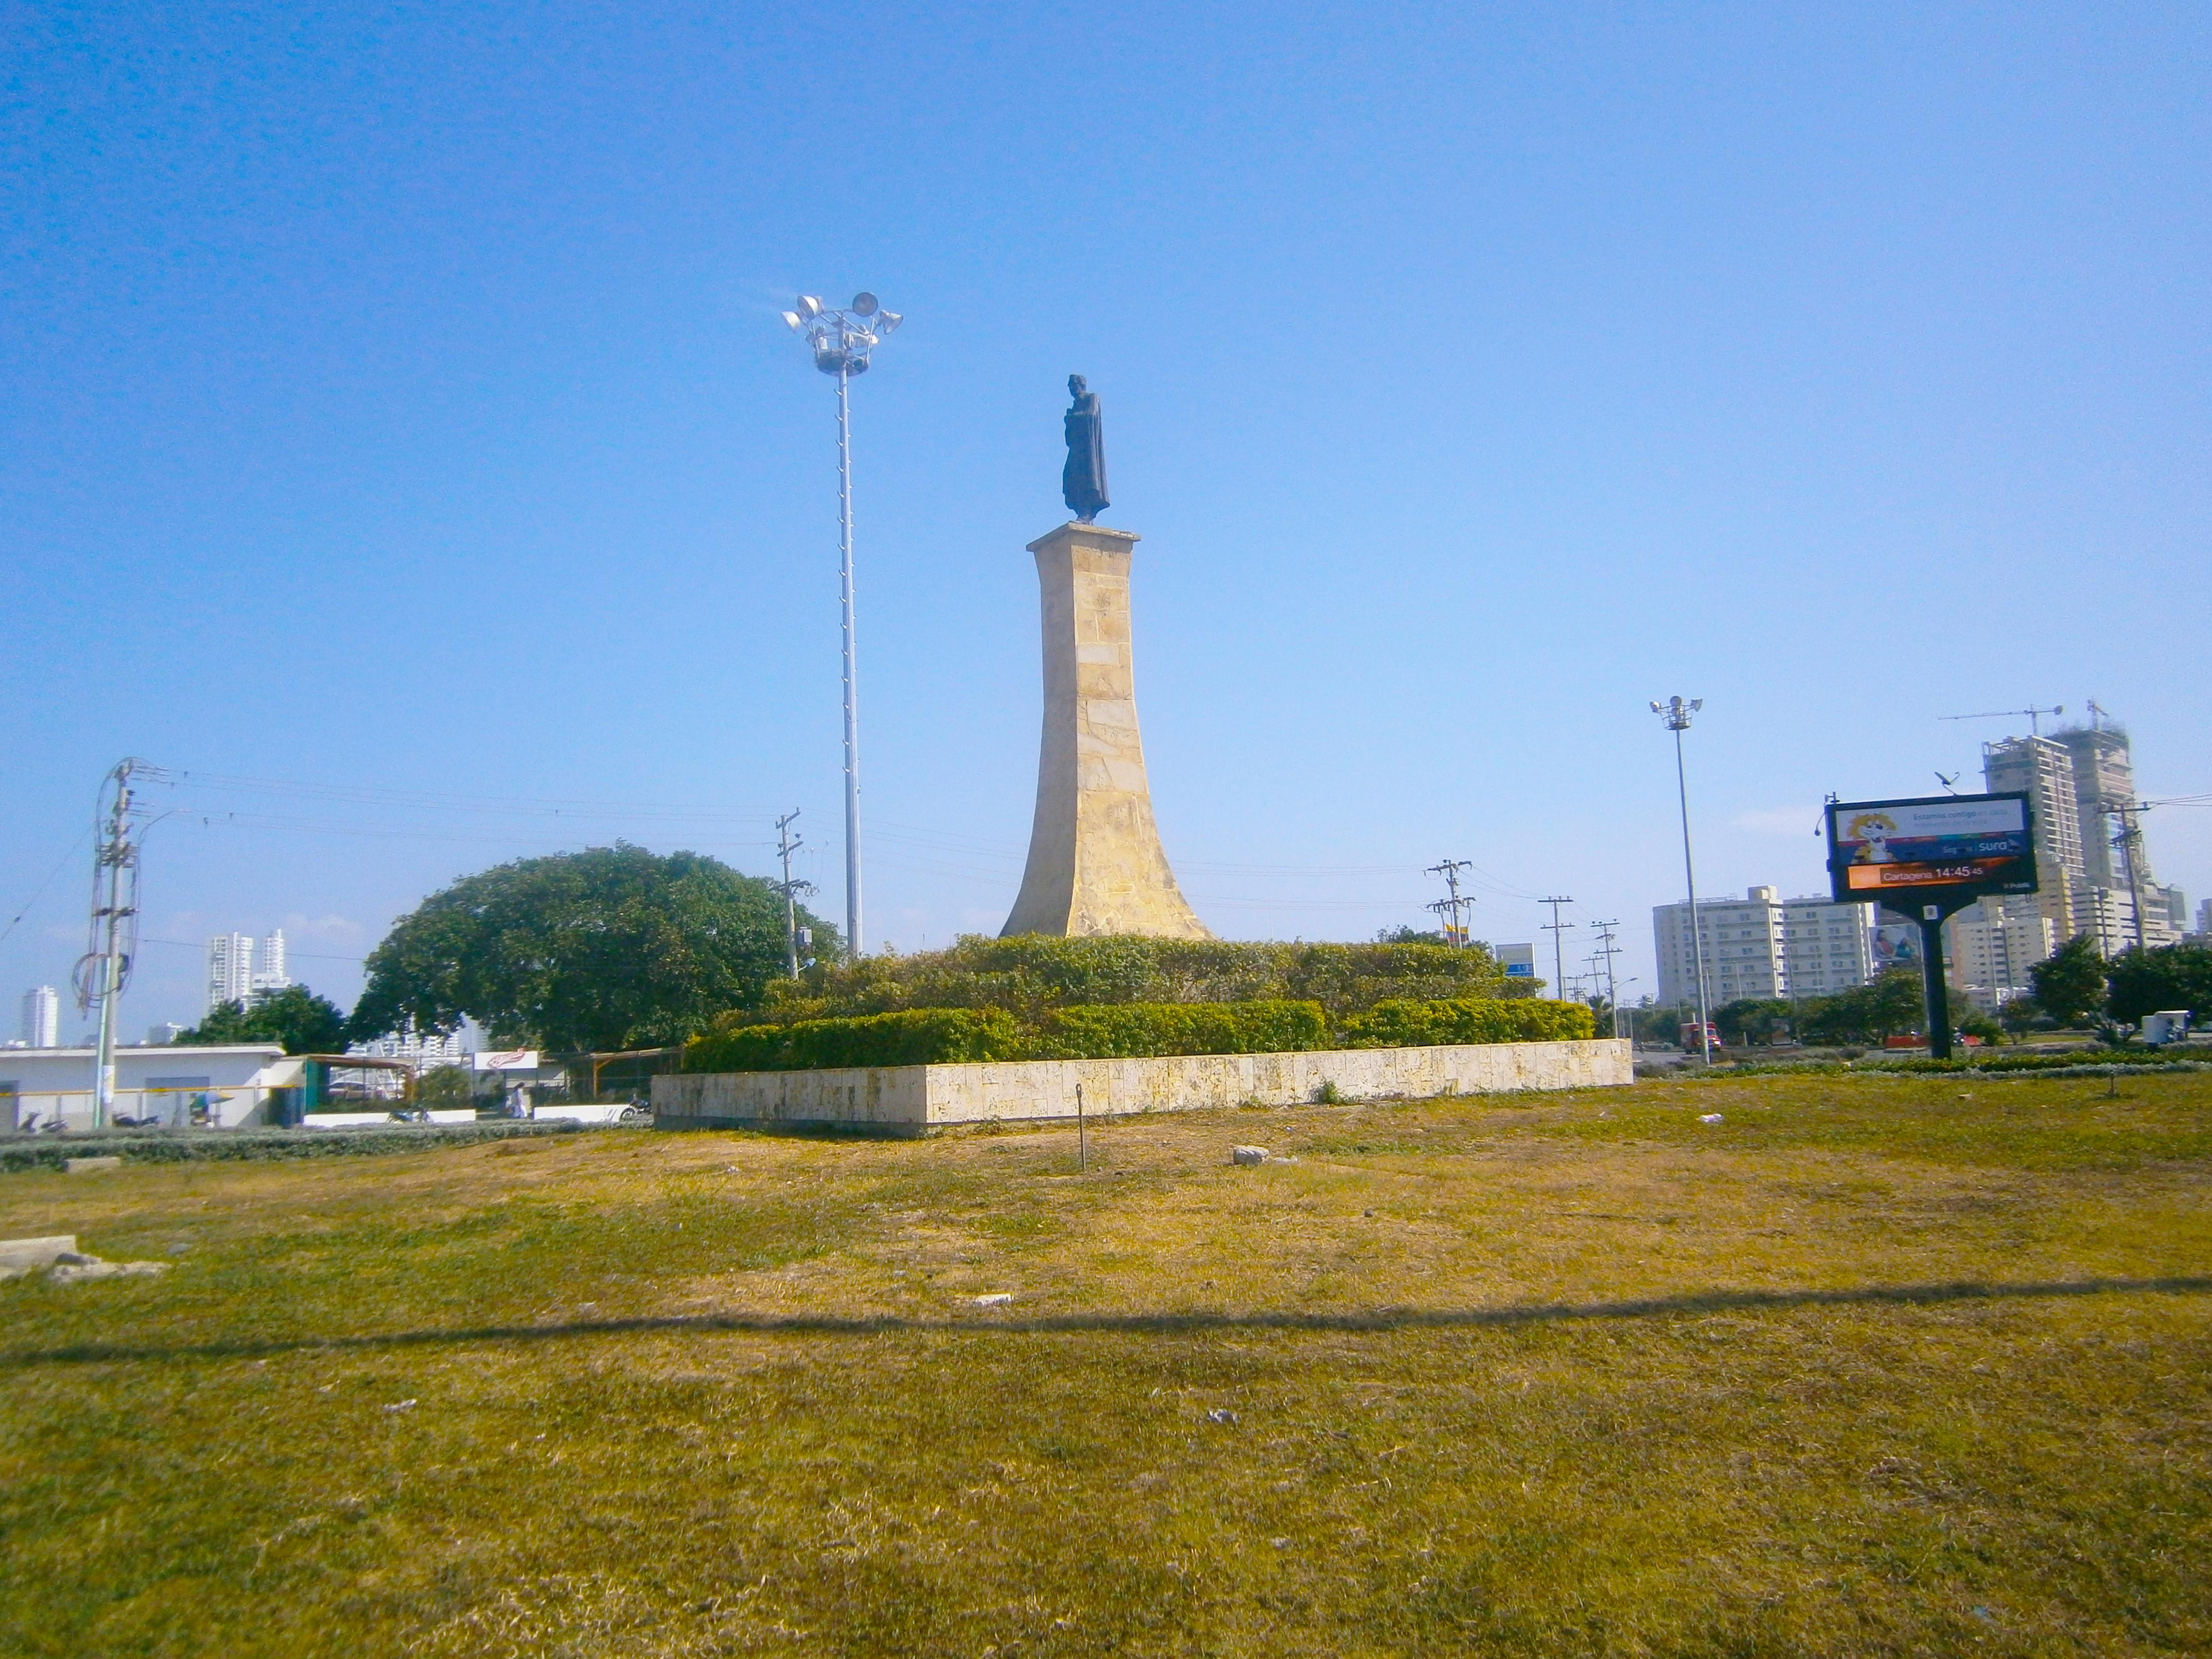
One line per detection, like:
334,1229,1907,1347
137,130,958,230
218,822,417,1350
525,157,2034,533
1061,373,1109,523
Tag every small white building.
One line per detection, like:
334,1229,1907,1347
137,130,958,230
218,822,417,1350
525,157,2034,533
0,1045,297,1132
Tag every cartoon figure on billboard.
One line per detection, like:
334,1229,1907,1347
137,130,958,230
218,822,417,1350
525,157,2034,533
1847,812,1898,864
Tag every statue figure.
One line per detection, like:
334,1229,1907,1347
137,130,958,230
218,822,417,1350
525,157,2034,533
1061,373,1109,523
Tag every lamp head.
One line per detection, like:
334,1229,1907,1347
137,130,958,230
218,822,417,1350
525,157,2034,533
796,296,823,321
851,292,878,316
780,311,803,331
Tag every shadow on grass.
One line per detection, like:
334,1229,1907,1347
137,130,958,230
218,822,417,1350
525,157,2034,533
7,1277,2210,1369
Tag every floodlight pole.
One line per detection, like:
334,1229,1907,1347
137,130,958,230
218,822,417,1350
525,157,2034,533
836,366,861,962
1653,698,1712,1065
783,294,902,963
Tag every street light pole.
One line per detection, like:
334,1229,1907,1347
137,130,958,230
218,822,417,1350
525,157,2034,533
783,292,903,962
835,366,860,960
1651,697,1712,1065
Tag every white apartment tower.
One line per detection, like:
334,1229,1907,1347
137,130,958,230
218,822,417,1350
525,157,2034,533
1653,887,1876,1008
19,985,60,1048
1942,899,2058,1012
205,930,293,1015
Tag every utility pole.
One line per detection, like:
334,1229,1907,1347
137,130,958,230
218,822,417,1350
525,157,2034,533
2107,798,2150,955
1539,896,1575,1001
73,760,153,1130
1590,919,1624,1038
773,809,817,979
1425,858,1474,946
1651,696,1712,1064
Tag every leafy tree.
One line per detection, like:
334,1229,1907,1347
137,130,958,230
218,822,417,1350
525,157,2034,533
347,844,837,1053
416,1065,475,1109
1374,925,1449,946
177,985,348,1055
2029,936,2107,1026
1714,998,1791,1045
1998,995,2046,1035
2104,943,2212,1024
1956,1005,2005,1045
1797,969,1926,1044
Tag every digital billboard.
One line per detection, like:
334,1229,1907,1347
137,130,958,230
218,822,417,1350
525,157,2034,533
1826,792,2037,905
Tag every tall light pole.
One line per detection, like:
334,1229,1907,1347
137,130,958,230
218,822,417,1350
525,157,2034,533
1651,697,1711,1064
782,291,903,961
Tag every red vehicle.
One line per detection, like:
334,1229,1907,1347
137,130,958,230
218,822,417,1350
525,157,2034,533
1679,1021,1721,1051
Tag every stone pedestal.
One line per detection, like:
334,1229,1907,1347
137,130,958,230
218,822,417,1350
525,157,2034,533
1001,522,1212,939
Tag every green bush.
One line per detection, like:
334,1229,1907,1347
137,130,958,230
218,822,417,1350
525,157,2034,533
682,1007,1019,1073
1023,1000,1329,1060
757,935,1526,1025
1339,997,1596,1048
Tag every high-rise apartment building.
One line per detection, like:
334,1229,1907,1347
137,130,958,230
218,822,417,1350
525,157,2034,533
1942,898,2057,1012
19,985,60,1048
1982,721,2177,956
205,930,294,1015
2054,724,2141,892
1980,734,2084,946
206,933,254,1013
252,930,291,1000
1653,887,1876,1008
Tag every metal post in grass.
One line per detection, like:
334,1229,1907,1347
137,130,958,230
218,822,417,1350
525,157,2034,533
1076,1081,1087,1172
1651,697,1712,1065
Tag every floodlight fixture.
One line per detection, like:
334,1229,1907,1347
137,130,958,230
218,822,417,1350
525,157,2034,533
779,290,904,962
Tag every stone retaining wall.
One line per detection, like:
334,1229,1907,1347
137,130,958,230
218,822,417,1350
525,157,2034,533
653,1037,1631,1136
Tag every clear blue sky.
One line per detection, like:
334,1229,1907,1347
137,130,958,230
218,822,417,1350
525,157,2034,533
4,3,2207,1036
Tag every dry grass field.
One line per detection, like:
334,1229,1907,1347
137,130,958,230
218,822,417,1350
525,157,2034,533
3,1070,2209,1657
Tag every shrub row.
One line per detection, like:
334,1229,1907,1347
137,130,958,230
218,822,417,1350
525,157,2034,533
682,996,1596,1072
684,1008,1019,1072
756,934,1531,1025
1339,997,1596,1048
0,1120,584,1174
1024,1000,1329,1060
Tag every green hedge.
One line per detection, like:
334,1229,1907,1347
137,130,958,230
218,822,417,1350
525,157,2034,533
1339,997,1595,1048
1025,1000,1329,1060
681,996,1601,1072
757,934,1528,1024
683,1008,1019,1073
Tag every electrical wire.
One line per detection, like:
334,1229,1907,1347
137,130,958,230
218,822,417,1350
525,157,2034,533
0,831,88,948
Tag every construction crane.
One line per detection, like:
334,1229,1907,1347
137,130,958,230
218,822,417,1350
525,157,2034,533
1941,705,2063,736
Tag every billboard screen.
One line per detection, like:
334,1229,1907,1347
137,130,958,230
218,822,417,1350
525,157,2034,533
1827,792,2037,904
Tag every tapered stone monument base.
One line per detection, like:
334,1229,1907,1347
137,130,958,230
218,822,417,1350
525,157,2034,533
1001,522,1212,939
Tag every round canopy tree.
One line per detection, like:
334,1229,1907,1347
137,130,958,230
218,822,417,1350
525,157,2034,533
347,844,837,1053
